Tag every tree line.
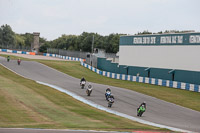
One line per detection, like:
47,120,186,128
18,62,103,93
0,24,190,53
0,24,46,50
39,32,122,53
0,24,122,53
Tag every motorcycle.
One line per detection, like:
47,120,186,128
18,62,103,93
105,91,111,101
137,105,146,117
108,97,114,107
7,56,10,62
80,81,86,89
86,85,93,96
17,59,21,65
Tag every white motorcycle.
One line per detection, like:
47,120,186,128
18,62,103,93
80,81,86,89
108,96,114,107
86,84,93,96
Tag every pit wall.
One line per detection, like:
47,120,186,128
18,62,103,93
0,49,35,55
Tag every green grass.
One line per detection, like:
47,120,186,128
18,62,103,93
0,64,164,131
37,60,200,112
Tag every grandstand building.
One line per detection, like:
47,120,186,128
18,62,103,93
118,32,200,84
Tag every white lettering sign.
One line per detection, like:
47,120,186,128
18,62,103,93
160,36,183,44
177,36,183,43
131,34,200,45
190,35,200,43
133,37,156,44
151,37,156,44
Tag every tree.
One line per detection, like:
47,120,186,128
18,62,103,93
136,30,152,35
0,24,126,53
0,28,2,47
1,24,15,48
21,33,33,47
39,42,50,53
103,33,120,53
14,34,25,49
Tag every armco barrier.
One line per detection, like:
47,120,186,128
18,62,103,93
0,49,35,55
80,62,200,93
43,53,84,62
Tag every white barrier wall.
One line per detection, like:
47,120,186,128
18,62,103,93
119,45,200,72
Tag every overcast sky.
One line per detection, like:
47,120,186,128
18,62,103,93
0,0,199,40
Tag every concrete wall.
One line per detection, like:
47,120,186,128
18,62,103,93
119,45,200,72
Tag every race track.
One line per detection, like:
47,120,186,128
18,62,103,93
0,56,200,132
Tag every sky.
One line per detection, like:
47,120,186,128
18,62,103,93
0,0,200,40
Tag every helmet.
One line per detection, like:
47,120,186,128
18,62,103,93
88,84,92,88
143,101,146,104
106,87,111,92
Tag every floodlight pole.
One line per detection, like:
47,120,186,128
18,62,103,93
91,35,94,53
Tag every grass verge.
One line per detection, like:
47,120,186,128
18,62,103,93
0,64,164,131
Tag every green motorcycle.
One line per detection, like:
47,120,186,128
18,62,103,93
7,56,10,62
137,105,146,117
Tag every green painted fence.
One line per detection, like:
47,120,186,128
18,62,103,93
97,57,200,85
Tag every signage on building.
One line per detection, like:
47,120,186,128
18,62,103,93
120,33,200,45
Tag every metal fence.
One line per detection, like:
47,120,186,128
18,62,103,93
47,48,88,59
47,48,118,59
105,53,118,58
47,48,118,67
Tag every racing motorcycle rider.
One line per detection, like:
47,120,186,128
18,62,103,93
106,87,111,92
105,87,113,101
80,77,86,84
7,56,10,62
87,83,92,89
86,83,93,96
137,101,146,111
139,101,146,109
17,58,21,65
108,94,114,100
107,94,115,107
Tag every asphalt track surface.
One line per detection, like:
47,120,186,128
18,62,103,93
0,55,200,133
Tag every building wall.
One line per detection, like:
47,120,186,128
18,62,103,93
97,58,119,73
97,33,200,84
97,57,200,84
116,33,200,84
119,45,200,72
